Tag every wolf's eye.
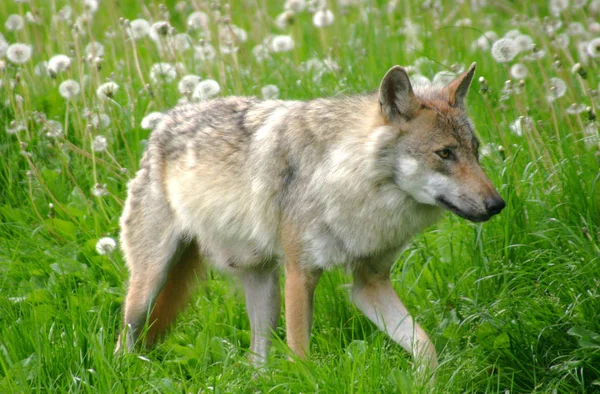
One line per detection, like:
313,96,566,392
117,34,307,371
436,149,452,159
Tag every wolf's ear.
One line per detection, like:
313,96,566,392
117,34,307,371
379,66,419,121
446,62,476,109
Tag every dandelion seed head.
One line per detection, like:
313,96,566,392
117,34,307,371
129,19,151,39
84,0,99,14
96,81,119,100
587,38,600,58
6,43,32,64
178,74,202,95
95,237,116,254
583,122,599,148
491,38,518,63
510,116,533,136
276,11,295,29
193,43,216,62
285,0,307,12
0,39,8,58
173,33,192,52
44,120,63,138
261,84,280,100
85,42,104,57
150,21,172,41
510,63,528,79
547,77,567,101
270,35,295,52
313,9,334,28
432,71,456,86
141,112,165,130
472,31,498,51
409,74,431,87
6,121,26,135
47,54,71,75
59,79,81,99
513,34,533,53
192,79,220,101
187,11,209,30
5,14,24,32
252,43,271,62
567,22,585,36
150,62,177,84
549,0,570,14
34,61,49,76
90,113,111,129
56,5,72,22
92,135,108,152
566,103,586,115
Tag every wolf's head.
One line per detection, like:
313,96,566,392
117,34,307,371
375,63,505,222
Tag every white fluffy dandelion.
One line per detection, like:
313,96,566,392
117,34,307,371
510,63,528,79
0,35,7,58
285,0,306,12
91,183,108,197
6,43,32,64
55,5,72,22
84,0,99,14
5,14,24,32
44,120,63,138
90,113,111,129
92,135,108,152
270,35,295,52
491,38,518,63
178,74,202,95
47,54,71,74
59,80,81,99
173,33,192,52
276,11,295,29
193,44,216,62
149,62,177,84
587,38,600,58
472,31,498,51
85,42,104,57
95,237,116,255
96,81,119,100
510,116,533,137
261,85,280,100
149,21,172,41
566,103,586,115
513,34,534,53
549,0,570,14
432,71,456,86
192,79,220,101
141,112,165,130
34,61,49,76
313,9,334,28
129,19,151,39
187,11,209,31
547,77,567,101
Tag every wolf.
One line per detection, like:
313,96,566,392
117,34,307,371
115,63,505,370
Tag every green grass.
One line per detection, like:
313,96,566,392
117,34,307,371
1,0,599,392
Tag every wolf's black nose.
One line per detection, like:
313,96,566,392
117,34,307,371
485,196,506,216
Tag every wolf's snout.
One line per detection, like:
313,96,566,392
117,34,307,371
484,195,505,216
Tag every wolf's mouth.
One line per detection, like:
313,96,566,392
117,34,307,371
436,196,490,223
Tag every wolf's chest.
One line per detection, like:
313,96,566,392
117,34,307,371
304,192,442,268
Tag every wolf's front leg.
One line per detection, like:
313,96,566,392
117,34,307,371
240,265,281,366
281,224,322,358
351,263,437,370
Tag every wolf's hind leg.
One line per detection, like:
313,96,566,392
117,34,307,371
351,264,437,370
240,264,281,365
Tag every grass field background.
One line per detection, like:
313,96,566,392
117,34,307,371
1,0,599,392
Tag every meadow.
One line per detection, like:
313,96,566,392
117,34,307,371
1,0,599,392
